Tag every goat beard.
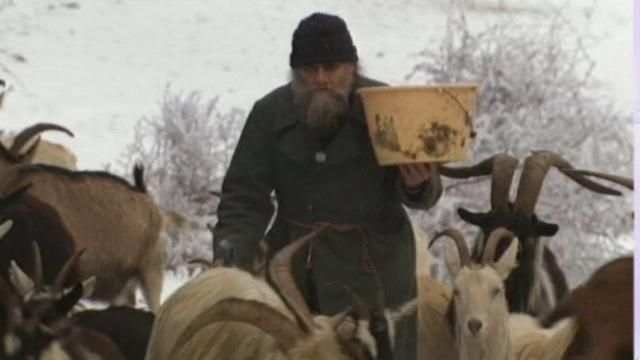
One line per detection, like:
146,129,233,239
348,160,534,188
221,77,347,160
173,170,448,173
291,70,354,136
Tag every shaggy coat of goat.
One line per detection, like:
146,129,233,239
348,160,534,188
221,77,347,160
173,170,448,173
146,228,382,360
541,256,633,360
439,151,625,316
432,228,579,360
0,251,126,359
416,272,457,360
6,244,151,360
72,306,155,360
0,136,166,311
0,123,78,169
0,185,78,288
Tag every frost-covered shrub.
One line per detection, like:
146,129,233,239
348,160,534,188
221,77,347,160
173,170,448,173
121,86,244,268
407,8,632,286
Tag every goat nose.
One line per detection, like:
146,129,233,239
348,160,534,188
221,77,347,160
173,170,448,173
467,318,483,335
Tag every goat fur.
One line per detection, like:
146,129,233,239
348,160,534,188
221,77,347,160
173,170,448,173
0,164,166,311
145,267,356,360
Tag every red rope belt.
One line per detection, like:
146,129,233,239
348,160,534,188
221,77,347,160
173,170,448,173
283,218,378,275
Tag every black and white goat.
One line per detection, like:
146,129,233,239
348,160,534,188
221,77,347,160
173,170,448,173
0,249,126,360
439,151,625,316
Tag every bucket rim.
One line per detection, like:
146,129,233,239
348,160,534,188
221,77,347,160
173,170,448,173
356,83,479,94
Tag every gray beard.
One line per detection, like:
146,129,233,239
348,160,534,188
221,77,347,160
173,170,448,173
291,72,354,136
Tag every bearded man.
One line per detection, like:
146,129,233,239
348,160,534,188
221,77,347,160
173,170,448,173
213,12,442,359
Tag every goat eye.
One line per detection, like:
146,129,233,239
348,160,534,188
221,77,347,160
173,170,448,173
453,289,460,297
491,288,501,298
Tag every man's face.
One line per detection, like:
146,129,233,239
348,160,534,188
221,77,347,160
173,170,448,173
296,62,356,91
292,62,356,133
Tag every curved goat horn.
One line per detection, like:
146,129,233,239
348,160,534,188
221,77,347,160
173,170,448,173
0,219,13,239
31,241,43,292
10,123,74,154
440,153,518,213
562,169,633,190
169,298,304,358
53,249,86,293
269,225,330,333
515,151,622,214
429,229,471,268
482,228,517,264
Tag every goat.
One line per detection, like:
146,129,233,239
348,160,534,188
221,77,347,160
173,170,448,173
541,256,633,359
71,306,155,360
0,185,78,289
439,151,624,316
0,250,126,359
7,242,153,360
432,228,579,360
0,146,166,311
146,227,383,360
1,291,127,360
416,271,457,360
1,122,78,169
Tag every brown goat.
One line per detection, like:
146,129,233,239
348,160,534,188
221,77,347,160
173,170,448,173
0,184,78,288
542,256,633,359
0,133,166,311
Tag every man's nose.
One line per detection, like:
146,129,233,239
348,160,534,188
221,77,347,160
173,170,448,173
310,68,330,87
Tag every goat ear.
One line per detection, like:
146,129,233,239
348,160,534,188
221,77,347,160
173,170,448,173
8,260,34,298
443,240,463,276
535,219,559,237
457,208,486,226
492,237,518,280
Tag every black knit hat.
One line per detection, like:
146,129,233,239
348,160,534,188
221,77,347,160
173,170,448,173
290,12,358,68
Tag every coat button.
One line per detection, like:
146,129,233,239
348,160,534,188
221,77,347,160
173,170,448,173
314,151,327,163
307,204,313,211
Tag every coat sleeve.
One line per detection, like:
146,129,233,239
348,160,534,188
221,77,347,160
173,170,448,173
212,101,275,269
395,165,443,210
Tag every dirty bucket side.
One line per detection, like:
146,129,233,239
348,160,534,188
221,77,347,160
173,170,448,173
358,85,477,165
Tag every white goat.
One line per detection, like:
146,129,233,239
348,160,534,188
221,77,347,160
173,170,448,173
146,228,378,360
433,228,578,360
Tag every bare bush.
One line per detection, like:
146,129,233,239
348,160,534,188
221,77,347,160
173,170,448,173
120,85,244,268
407,8,632,286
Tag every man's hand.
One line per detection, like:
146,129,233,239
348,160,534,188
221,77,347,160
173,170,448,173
399,163,434,190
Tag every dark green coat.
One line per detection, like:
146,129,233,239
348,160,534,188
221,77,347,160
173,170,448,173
213,74,442,337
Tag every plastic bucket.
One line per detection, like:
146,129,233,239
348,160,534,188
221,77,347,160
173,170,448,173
357,84,478,165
